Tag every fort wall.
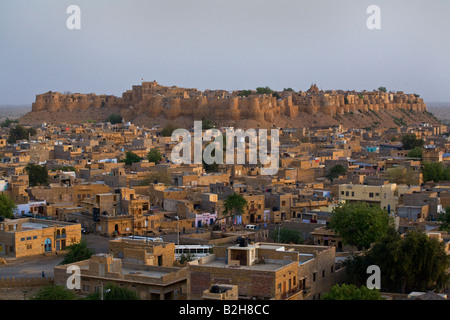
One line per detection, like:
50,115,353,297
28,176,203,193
30,82,428,122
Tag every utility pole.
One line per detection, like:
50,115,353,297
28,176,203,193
100,283,111,301
132,214,134,239
178,217,180,248
278,223,281,243
146,217,148,245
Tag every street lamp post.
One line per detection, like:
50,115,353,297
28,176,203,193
146,217,148,245
175,216,180,248
100,283,111,301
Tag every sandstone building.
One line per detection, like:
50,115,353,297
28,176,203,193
30,81,428,124
0,217,81,258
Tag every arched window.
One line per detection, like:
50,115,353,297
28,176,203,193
44,238,52,252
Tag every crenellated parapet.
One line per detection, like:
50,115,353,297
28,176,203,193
30,81,428,121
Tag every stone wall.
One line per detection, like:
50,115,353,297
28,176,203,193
0,276,53,288
30,82,428,123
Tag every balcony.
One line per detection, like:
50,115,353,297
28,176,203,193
280,285,303,300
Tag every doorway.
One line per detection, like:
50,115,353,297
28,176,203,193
44,238,52,252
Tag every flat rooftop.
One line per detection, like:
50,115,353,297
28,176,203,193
21,222,50,230
122,268,169,279
199,257,294,272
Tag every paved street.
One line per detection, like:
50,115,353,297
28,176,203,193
0,230,204,281
81,233,110,254
0,254,64,279
0,233,109,280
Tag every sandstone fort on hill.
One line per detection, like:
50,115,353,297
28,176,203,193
19,81,438,129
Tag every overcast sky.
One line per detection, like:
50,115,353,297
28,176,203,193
1,0,450,105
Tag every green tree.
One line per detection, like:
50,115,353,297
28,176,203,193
222,193,248,225
28,127,37,137
122,151,142,166
387,166,416,185
31,285,78,300
161,123,178,137
203,156,219,173
407,147,423,159
202,119,215,130
438,207,450,232
273,228,303,244
401,134,424,150
7,125,35,143
239,90,252,97
378,87,387,93
146,148,162,164
328,202,392,251
0,118,18,128
326,164,347,180
344,229,450,293
272,92,281,99
283,88,294,92
178,252,196,265
202,134,226,173
25,163,49,187
59,240,94,265
0,193,17,219
107,113,123,124
422,162,450,182
321,284,383,300
84,283,139,300
256,86,273,95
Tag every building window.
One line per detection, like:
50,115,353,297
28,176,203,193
21,238,25,241
346,191,349,196
375,193,380,197
313,272,316,282
369,193,374,198
351,192,354,197
331,266,334,273
322,270,325,278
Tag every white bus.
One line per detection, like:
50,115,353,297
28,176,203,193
117,236,163,242
175,245,212,259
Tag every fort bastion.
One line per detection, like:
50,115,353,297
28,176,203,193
31,81,427,122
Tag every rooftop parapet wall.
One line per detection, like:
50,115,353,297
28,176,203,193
30,82,428,121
